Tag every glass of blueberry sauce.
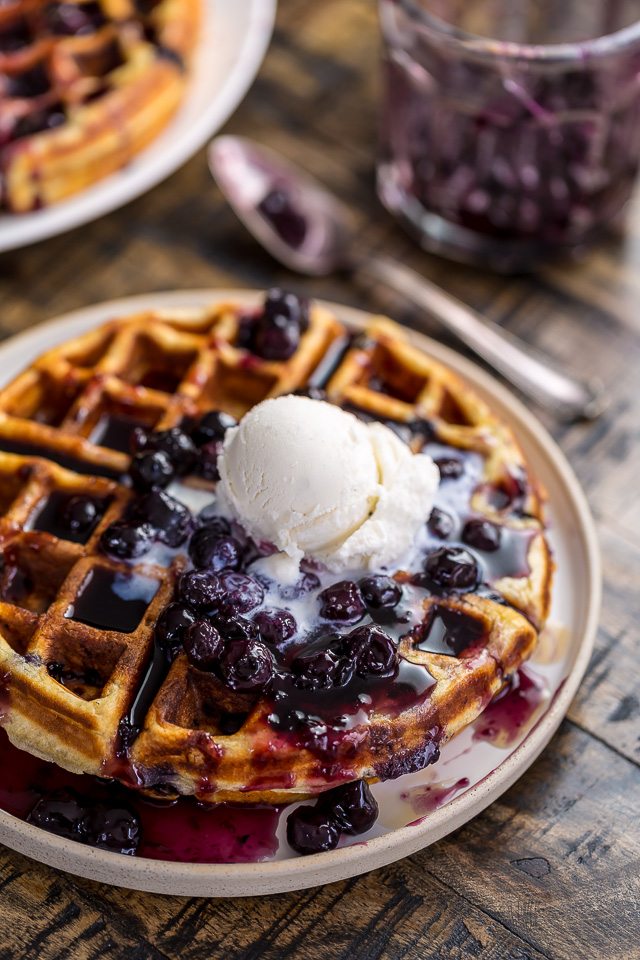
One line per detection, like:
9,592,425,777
14,289,532,860
378,0,640,272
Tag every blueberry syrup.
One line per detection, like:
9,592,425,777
472,668,546,749
0,728,280,863
90,413,152,454
64,568,159,634
28,492,107,544
402,777,470,820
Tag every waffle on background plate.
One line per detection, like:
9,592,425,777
0,0,199,212
0,295,553,804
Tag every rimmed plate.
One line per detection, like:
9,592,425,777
0,1,276,253
0,290,601,896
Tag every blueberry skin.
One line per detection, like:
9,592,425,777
217,572,264,616
252,608,297,646
176,569,223,612
183,620,224,671
191,410,238,447
100,521,153,560
218,638,274,692
155,602,197,648
358,575,402,610
129,450,175,491
462,518,501,552
423,546,480,592
286,806,340,856
427,507,454,540
189,530,242,572
318,580,365,624
318,779,379,835
63,496,98,535
342,625,397,679
132,490,192,547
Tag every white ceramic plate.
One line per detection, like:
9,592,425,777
0,291,601,896
0,0,276,253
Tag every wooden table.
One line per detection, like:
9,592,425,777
1,2,639,957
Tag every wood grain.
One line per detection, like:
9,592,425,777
1,1,639,957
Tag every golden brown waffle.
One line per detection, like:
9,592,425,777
0,297,553,804
0,0,199,211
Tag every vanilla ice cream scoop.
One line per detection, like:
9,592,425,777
217,395,439,572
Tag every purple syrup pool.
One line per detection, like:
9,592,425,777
473,667,546,749
0,728,281,863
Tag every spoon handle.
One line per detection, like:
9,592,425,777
364,254,606,422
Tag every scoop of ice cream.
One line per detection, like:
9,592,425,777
217,395,439,572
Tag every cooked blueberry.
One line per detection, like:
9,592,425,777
252,608,297,645
218,638,273,692
291,649,340,690
253,314,300,361
176,570,223,611
184,620,224,671
436,457,463,481
83,801,141,855
279,571,320,600
191,410,237,448
319,581,365,624
359,575,402,610
343,625,397,678
129,450,175,491
193,441,222,481
286,806,340,856
258,188,307,248
428,507,454,540
318,779,378,835
27,787,88,843
197,515,231,538
212,614,259,643
155,602,196,647
100,521,153,559
62,495,98,535
462,518,501,552
132,490,191,547
264,288,310,333
218,572,264,616
423,546,479,591
189,529,242,571
191,410,237,447
133,427,197,475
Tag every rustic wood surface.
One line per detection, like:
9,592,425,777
1,1,639,957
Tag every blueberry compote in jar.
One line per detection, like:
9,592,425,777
379,0,640,271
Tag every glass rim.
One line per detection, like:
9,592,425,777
391,0,640,63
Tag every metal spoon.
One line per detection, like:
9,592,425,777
208,135,606,422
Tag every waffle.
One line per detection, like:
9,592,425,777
0,296,553,804
0,0,199,212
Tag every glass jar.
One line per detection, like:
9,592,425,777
378,0,640,271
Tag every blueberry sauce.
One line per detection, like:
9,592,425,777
28,492,106,544
0,728,280,863
90,413,152,454
472,668,546,749
64,568,159,634
402,777,470,819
